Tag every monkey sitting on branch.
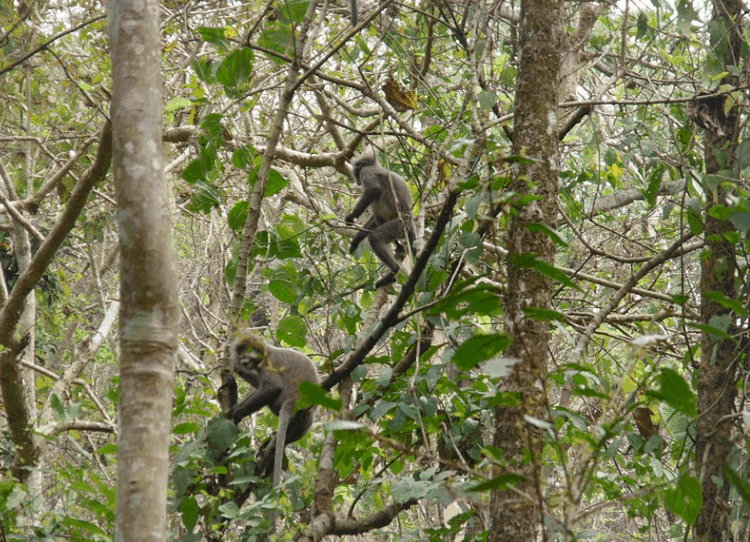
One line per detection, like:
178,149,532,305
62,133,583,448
345,154,417,288
226,333,319,487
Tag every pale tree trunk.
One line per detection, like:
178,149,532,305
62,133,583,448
0,162,41,487
693,1,743,541
110,1,180,542
488,1,562,541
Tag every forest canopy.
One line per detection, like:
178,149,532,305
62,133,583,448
0,0,748,541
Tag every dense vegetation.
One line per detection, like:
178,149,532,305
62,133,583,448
0,1,748,540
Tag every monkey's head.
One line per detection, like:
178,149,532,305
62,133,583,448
232,333,268,371
351,154,378,185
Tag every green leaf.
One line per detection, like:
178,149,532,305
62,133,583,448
197,113,226,149
197,26,229,48
258,23,292,63
478,90,497,110
265,168,290,197
470,473,526,492
526,223,567,246
512,254,581,291
165,97,192,112
227,200,249,231
173,422,202,435
278,214,305,239
267,268,300,304
51,393,65,423
689,314,732,341
276,315,306,346
686,202,704,234
205,416,238,462
648,368,697,417
192,57,216,84
426,279,504,319
298,382,342,410
704,291,749,317
664,475,702,525
522,307,566,322
179,496,200,533
216,48,254,90
62,517,107,536
724,465,750,506
279,0,310,23
187,181,221,214
232,145,257,169
181,148,215,184
451,334,510,370
96,443,118,456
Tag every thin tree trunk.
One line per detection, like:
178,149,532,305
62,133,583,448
110,1,180,541
489,1,562,541
693,2,743,540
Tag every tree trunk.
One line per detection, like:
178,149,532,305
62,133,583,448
489,1,561,541
110,1,180,541
693,2,743,541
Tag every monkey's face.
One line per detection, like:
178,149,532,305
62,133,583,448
233,336,268,371
351,155,377,185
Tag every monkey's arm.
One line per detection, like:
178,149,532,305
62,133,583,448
228,385,281,425
349,214,379,253
345,186,381,224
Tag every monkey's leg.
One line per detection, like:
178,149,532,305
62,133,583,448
368,220,406,287
285,408,314,444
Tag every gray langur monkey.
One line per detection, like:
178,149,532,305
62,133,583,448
227,333,319,487
345,155,417,288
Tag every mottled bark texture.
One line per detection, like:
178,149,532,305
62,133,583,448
488,1,561,541
110,1,180,542
694,2,743,541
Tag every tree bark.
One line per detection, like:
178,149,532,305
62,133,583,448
110,1,180,541
489,1,561,541
693,2,743,541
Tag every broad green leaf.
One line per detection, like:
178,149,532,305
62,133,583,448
704,291,749,317
227,200,249,231
267,268,300,303
648,368,697,417
452,334,510,370
259,23,292,63
470,473,525,492
232,145,257,169
279,0,310,23
173,422,202,435
526,223,567,246
724,465,750,506
265,168,290,197
512,254,581,291
181,148,215,184
299,382,342,410
179,496,200,533
276,314,306,346
165,97,192,112
216,48,254,90
664,475,702,525
197,26,229,48
187,181,221,214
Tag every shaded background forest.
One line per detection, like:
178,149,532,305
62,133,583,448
1,0,749,541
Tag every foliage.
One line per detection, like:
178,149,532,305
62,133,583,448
0,0,748,541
